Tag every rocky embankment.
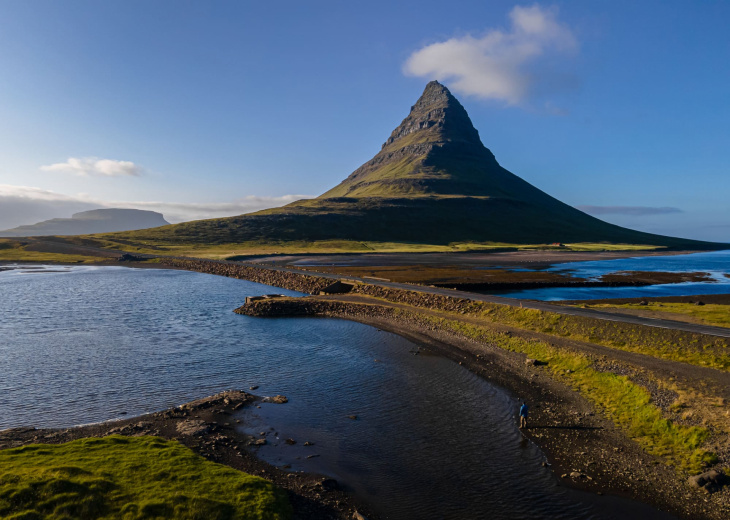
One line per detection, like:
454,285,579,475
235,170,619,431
0,390,374,520
159,258,335,294
159,257,483,312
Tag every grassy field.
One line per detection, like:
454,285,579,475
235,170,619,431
413,311,717,474
0,240,105,264
579,302,730,329
0,236,666,263
0,436,291,520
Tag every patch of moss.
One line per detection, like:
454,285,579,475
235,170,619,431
0,436,291,520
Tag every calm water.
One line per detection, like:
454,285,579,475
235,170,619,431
494,250,730,300
0,265,676,519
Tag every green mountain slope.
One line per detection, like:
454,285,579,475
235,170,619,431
104,81,722,250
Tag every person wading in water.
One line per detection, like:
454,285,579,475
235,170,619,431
519,401,529,429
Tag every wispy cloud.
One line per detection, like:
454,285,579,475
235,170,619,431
0,185,310,231
576,205,683,216
41,157,142,177
404,4,577,105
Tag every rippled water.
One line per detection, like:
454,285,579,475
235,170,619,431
495,250,730,300
0,265,676,519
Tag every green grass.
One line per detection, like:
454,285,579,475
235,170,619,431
0,250,104,264
585,302,730,329
470,303,730,371
0,239,106,264
416,313,717,473
0,436,291,520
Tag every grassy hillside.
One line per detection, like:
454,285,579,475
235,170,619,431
94,196,719,252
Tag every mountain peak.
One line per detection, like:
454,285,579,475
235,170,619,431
381,80,482,150
318,81,500,199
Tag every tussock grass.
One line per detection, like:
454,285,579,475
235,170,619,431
418,313,717,474
0,436,291,520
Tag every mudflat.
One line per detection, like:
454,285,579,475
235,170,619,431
245,249,696,269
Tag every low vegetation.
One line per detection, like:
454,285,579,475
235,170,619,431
471,302,730,371
581,302,730,329
415,312,717,474
0,235,665,262
0,436,291,520
0,239,104,264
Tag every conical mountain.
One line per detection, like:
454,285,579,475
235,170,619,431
320,80,533,200
112,82,721,249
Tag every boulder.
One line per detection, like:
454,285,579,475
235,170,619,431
175,420,210,436
688,469,729,493
263,395,288,404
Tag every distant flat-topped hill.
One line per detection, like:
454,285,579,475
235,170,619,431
99,82,722,251
0,208,170,237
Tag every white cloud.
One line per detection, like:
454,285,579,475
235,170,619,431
40,157,142,177
404,4,577,105
0,184,310,231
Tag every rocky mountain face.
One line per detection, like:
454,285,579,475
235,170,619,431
321,80,529,200
0,209,170,237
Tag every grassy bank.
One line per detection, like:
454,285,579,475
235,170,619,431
579,302,730,329
415,311,717,474
0,239,103,264
470,302,730,371
0,435,291,520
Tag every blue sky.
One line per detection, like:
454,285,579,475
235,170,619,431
0,0,728,242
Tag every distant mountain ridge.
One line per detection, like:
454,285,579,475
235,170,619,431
101,82,722,249
0,209,170,237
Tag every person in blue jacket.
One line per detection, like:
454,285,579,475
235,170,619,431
519,401,529,429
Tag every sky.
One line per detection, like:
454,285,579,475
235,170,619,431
0,0,728,242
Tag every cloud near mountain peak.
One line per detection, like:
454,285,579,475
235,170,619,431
404,4,577,106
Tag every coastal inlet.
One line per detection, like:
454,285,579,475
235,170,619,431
0,265,678,519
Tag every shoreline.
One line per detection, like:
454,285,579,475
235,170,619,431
238,295,730,520
0,391,375,520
